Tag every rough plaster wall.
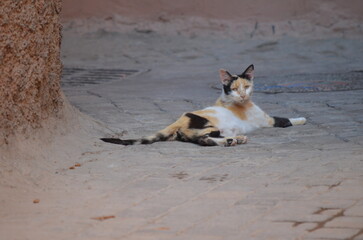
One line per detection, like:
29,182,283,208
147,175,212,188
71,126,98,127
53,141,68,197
0,0,63,145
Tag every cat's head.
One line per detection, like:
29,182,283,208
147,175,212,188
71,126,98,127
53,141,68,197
219,64,254,104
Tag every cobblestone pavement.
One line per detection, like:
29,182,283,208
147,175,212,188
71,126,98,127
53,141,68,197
12,32,361,239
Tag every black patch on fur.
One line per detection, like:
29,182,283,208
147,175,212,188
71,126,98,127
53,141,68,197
223,76,238,94
176,131,187,142
226,138,233,145
175,131,218,146
140,139,151,144
156,133,169,141
223,85,232,94
209,130,221,138
198,136,218,146
186,113,209,129
101,138,136,145
273,117,293,128
238,64,254,81
238,74,245,79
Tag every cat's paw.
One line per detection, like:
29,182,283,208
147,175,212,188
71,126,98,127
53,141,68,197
224,138,237,147
290,117,307,125
236,135,248,144
224,136,247,147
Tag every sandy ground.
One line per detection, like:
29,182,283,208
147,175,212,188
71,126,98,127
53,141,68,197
1,4,363,240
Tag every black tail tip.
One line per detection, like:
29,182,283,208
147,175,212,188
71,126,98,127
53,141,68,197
100,138,136,145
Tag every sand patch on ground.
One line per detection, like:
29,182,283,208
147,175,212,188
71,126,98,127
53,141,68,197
0,97,110,216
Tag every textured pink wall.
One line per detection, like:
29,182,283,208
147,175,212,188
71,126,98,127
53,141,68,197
0,0,63,145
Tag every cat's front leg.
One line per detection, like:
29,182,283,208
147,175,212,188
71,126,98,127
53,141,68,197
270,116,306,128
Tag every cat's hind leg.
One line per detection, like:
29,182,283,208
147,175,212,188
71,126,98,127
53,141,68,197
176,126,247,147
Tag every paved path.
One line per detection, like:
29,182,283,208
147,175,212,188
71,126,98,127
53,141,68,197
17,31,363,239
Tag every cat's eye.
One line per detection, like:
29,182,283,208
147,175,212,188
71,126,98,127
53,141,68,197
245,86,250,89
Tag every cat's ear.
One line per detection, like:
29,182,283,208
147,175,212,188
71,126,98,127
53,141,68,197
240,64,254,81
219,69,233,85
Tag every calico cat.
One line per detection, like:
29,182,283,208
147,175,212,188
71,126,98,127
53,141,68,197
101,64,306,147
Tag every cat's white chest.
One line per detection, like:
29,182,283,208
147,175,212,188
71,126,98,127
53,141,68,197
204,105,269,136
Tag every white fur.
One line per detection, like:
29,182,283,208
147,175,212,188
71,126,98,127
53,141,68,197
245,86,253,96
244,103,271,128
289,117,307,125
204,104,270,136
220,91,233,103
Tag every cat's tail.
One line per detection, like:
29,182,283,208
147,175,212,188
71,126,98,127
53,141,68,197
100,133,171,146
101,120,182,146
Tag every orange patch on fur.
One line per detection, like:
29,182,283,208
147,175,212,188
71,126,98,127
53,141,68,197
226,100,253,120
266,114,274,126
214,99,222,107
192,109,216,115
230,80,240,90
231,78,252,91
